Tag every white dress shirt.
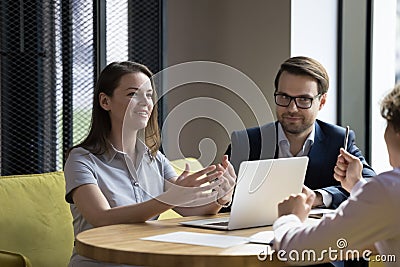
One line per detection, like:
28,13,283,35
277,123,333,207
273,168,400,266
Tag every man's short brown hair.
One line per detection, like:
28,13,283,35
274,56,329,95
381,84,400,133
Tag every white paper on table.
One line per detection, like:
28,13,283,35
248,230,274,245
141,231,249,248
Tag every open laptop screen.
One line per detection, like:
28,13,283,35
180,156,309,230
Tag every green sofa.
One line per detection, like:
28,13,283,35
0,171,74,267
0,159,200,266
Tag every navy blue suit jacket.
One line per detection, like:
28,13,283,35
226,120,376,209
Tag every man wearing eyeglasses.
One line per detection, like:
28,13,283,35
225,56,375,209
225,57,375,267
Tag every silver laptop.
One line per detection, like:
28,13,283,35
180,156,309,230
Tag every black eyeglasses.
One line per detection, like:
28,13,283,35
274,93,321,109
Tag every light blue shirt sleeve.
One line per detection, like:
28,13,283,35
157,151,178,180
64,147,98,203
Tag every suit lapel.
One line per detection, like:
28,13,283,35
306,122,328,187
260,121,279,159
308,122,325,158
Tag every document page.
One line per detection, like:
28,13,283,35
248,230,274,245
141,231,249,248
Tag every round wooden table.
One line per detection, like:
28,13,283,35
75,215,289,267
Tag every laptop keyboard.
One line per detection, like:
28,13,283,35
205,220,229,226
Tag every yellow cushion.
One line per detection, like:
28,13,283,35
369,257,385,267
0,250,32,267
158,209,182,220
159,158,204,220
169,157,204,174
0,171,74,267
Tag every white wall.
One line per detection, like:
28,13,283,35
291,0,338,123
371,0,397,173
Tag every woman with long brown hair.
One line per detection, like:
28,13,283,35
64,61,236,267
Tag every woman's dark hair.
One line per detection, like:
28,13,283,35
68,61,160,157
274,56,329,95
381,83,400,133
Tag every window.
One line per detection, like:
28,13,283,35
0,0,162,175
370,0,396,173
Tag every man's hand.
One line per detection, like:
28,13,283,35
278,185,316,222
334,148,362,192
312,191,324,207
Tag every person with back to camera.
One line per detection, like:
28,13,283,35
273,84,400,266
64,61,236,267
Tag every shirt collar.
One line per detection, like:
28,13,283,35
104,138,148,164
277,122,316,157
307,124,316,144
277,122,316,144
